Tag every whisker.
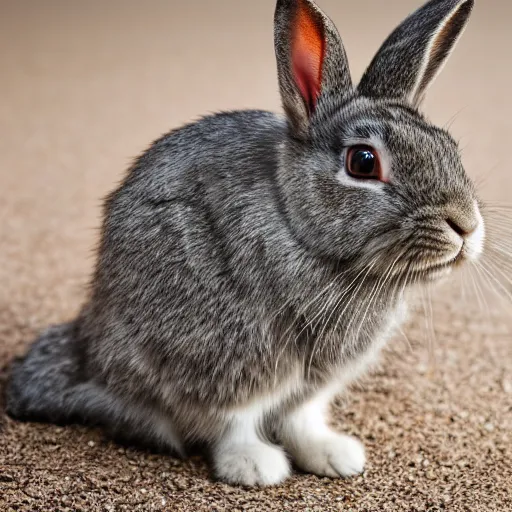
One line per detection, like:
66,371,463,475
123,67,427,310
307,259,378,378
271,268,348,384
390,260,415,352
486,239,512,253
476,260,512,304
485,221,512,233
469,263,492,322
467,262,487,311
459,266,468,303
443,106,466,131
314,260,377,343
350,248,408,348
485,257,512,288
488,223,512,234
473,163,502,191
426,284,436,364
484,252,512,276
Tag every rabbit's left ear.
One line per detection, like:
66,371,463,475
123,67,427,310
358,0,474,107
274,0,353,139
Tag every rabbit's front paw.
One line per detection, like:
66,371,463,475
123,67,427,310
214,442,291,486
292,432,366,478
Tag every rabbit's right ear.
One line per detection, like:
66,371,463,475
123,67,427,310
358,0,474,107
274,0,352,139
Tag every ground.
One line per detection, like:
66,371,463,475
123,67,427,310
0,1,511,511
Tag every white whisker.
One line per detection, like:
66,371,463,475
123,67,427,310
350,248,408,349
306,259,378,379
476,260,512,305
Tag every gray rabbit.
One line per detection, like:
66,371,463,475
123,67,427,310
7,0,484,486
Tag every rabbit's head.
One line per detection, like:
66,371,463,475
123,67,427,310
275,0,483,283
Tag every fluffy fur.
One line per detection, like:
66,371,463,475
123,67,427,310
6,0,482,486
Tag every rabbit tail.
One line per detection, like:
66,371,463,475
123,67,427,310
6,322,87,423
5,323,183,454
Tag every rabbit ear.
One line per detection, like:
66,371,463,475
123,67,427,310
358,0,474,107
274,0,352,138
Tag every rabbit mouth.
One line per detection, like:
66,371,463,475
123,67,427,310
416,251,465,282
422,263,454,281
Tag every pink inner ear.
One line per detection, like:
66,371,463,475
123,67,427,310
292,2,325,113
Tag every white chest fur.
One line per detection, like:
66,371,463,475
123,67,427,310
228,298,408,424
215,299,407,486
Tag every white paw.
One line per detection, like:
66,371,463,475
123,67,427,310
292,432,366,478
214,442,291,487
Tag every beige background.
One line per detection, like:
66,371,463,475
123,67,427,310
1,1,511,510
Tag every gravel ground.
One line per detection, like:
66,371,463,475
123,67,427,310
1,1,511,510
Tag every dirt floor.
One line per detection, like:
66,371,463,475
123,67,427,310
1,0,511,510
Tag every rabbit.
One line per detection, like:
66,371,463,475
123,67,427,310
6,0,484,487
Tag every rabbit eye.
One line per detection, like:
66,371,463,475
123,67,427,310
346,146,381,180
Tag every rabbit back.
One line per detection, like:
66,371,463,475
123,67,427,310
81,111,313,420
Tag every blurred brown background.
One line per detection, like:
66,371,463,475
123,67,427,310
0,1,511,510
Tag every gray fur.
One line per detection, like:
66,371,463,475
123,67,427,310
6,0,480,485
358,0,474,106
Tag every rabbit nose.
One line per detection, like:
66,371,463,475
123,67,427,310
445,217,476,238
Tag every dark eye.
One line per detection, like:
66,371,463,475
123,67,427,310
346,145,382,180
